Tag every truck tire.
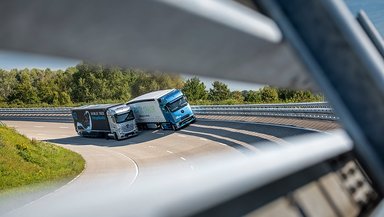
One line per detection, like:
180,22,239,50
172,124,177,131
114,132,120,141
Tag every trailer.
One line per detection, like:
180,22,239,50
127,89,196,130
71,104,138,140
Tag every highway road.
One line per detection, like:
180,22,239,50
0,118,318,216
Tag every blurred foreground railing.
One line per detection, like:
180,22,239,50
0,0,383,216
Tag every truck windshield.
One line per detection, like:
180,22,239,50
166,96,188,112
115,110,135,123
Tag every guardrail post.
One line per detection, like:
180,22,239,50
258,0,384,195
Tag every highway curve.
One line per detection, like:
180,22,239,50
0,118,319,216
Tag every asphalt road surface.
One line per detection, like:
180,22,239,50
0,119,317,216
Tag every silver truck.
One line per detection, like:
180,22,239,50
71,104,138,140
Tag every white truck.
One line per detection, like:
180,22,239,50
127,89,196,130
71,104,138,140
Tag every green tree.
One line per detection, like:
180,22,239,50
131,72,160,97
71,63,105,102
8,70,40,104
0,69,17,102
277,88,296,102
230,90,244,103
243,90,260,103
259,86,278,103
208,81,231,101
131,71,184,98
182,77,208,101
0,63,325,107
277,88,323,102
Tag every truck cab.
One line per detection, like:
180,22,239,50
106,105,138,140
127,89,196,131
159,89,196,130
71,104,138,140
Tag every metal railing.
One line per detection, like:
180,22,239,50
0,102,338,121
192,102,338,120
0,0,383,216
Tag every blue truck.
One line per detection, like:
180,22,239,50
127,89,196,130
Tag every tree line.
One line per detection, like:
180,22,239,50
0,63,323,107
182,77,323,104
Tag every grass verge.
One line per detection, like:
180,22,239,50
0,125,85,192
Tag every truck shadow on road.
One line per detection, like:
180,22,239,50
45,119,320,155
176,119,320,154
46,130,174,147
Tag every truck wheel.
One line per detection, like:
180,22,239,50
114,132,120,141
172,124,177,131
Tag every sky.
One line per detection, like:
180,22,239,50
0,50,79,71
0,0,382,91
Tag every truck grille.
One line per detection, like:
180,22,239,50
181,114,189,120
122,124,134,132
180,115,194,126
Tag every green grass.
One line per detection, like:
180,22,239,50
0,126,85,192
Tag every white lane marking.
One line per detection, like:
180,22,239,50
59,126,69,129
200,119,323,133
166,150,173,154
180,157,186,161
34,126,44,128
192,123,289,146
181,129,260,152
199,138,208,141
110,151,139,188
177,134,187,138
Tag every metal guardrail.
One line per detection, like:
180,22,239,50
0,0,383,216
192,102,338,120
0,102,338,121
